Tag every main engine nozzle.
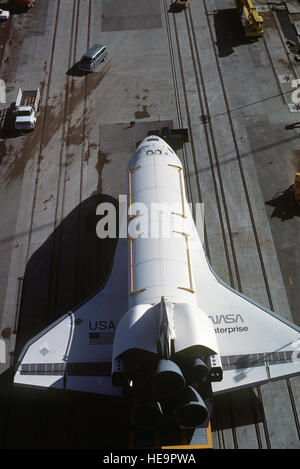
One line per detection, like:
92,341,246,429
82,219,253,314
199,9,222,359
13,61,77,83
152,359,185,399
175,386,208,429
190,358,209,381
131,400,163,431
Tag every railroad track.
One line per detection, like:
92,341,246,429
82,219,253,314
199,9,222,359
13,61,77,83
0,0,62,448
162,0,212,262
162,0,299,449
202,1,299,446
1,0,95,448
204,3,300,445
264,2,299,81
0,0,298,450
46,0,93,321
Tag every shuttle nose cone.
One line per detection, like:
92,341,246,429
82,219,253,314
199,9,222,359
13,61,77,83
137,135,165,149
136,135,172,153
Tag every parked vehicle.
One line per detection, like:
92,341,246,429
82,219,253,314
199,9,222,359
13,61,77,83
15,88,40,131
235,0,264,37
0,9,10,20
79,44,108,72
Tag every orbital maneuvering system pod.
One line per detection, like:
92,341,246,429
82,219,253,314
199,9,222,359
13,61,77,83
14,136,300,433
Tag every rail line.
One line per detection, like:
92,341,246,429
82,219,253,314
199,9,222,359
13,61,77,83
74,0,92,305
46,0,81,323
261,35,286,106
162,0,238,447
26,0,81,448
246,5,298,105
29,0,93,448
192,0,274,448
0,24,10,74
3,0,94,448
184,3,241,449
268,7,299,80
27,0,92,331
163,0,296,449
1,0,298,450
163,0,300,449
203,0,275,311
162,0,212,261
1,0,63,448
185,7,241,292
46,0,92,321
203,0,300,448
23,0,63,270
254,1,299,81
162,0,196,219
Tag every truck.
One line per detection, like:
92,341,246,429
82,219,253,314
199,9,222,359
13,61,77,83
15,88,40,131
235,0,264,37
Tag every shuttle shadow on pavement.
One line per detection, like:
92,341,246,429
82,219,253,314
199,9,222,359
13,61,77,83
16,194,119,357
0,194,132,448
0,104,22,139
0,190,265,448
211,388,263,432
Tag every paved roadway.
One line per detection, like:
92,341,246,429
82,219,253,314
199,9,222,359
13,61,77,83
0,0,299,449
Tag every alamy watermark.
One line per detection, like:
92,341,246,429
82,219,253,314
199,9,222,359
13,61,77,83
95,196,205,244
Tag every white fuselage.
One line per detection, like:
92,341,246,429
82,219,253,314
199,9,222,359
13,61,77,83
113,136,219,361
127,136,198,308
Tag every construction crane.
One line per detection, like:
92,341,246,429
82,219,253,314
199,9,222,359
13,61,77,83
235,0,264,37
294,173,300,206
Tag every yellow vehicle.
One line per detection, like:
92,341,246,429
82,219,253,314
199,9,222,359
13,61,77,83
172,0,190,9
235,0,264,37
294,173,300,206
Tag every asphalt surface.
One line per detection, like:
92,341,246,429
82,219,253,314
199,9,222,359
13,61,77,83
0,0,299,449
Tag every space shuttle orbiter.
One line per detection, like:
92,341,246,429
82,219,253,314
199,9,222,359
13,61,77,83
14,136,300,431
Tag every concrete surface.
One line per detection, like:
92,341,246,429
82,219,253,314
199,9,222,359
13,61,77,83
0,0,299,449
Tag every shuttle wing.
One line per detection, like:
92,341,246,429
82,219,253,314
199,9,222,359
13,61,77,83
14,239,128,397
210,281,300,394
189,207,300,395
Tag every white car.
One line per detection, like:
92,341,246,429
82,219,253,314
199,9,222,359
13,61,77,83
0,9,10,21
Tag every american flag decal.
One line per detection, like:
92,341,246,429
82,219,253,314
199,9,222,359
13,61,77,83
89,332,115,345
